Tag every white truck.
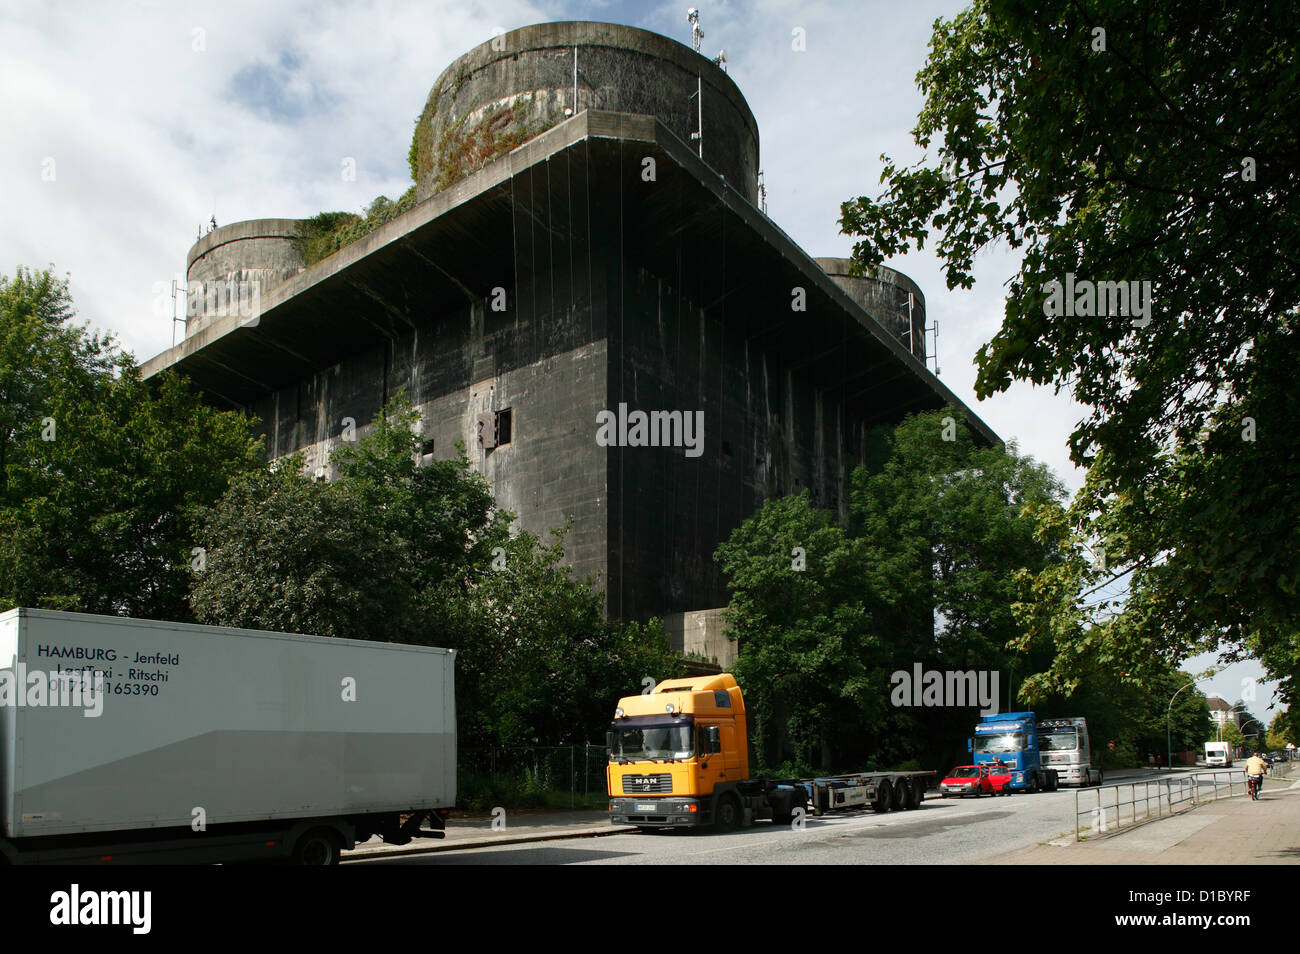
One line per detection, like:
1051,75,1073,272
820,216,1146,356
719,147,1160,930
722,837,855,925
1205,740,1232,767
1038,716,1103,786
0,608,456,864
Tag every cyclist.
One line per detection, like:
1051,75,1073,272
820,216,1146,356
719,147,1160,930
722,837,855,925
1244,752,1268,799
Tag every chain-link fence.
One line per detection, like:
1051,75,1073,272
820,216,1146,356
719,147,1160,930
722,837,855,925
457,744,610,812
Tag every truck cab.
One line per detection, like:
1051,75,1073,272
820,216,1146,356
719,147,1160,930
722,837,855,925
1038,716,1102,786
971,711,1058,792
606,674,802,829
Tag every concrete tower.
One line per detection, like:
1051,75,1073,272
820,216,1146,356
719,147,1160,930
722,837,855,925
144,22,997,659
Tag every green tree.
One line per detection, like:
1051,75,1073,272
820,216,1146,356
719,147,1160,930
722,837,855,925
716,410,1070,773
1265,711,1293,753
715,491,882,773
192,399,508,644
838,2,1300,708
192,397,683,747
188,457,411,640
444,524,684,748
0,267,262,618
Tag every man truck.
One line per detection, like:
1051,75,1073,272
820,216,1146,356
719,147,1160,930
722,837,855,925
0,607,456,864
606,673,935,829
970,711,1060,792
1038,716,1103,786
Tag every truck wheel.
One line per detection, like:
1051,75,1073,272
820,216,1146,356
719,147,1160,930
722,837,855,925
891,778,909,811
293,828,343,866
1028,773,1040,794
771,791,804,825
716,795,741,832
904,779,923,810
871,780,893,813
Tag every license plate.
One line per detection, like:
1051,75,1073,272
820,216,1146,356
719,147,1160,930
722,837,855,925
636,804,655,812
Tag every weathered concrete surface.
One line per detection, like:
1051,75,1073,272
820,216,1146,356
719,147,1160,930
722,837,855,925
662,608,735,669
142,108,999,623
413,21,759,204
816,258,927,362
184,219,306,338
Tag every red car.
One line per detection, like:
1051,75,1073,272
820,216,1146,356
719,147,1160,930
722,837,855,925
939,765,993,797
984,763,1014,794
940,764,1015,798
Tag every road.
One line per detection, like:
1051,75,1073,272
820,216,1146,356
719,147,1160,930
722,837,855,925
347,769,1195,865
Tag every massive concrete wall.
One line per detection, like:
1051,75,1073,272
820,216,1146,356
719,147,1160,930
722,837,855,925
244,145,613,589
412,21,759,204
606,262,862,622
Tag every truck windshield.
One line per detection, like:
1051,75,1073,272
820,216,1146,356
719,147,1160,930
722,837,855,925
975,733,1025,755
610,724,694,762
1041,730,1078,751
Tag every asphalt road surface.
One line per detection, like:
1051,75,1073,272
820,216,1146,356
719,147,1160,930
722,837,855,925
349,775,1178,865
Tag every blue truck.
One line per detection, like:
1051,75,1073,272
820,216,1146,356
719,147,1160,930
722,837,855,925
969,711,1059,793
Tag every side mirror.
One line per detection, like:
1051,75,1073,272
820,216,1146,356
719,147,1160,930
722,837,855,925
706,726,721,753
605,730,614,752
967,738,973,754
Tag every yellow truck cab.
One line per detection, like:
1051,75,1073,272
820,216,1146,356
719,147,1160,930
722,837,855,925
607,673,935,831
606,673,803,829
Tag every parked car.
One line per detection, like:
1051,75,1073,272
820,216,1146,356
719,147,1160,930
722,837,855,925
940,765,993,798
984,762,1015,794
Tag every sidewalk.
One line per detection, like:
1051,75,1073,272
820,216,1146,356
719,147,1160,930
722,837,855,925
982,775,1300,865
347,809,621,859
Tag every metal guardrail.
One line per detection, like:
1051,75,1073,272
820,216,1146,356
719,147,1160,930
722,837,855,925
1073,760,1296,841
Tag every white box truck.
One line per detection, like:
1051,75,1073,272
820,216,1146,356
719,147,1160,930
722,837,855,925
0,608,456,864
1205,740,1232,767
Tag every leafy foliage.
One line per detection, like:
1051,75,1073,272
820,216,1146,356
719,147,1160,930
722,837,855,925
0,267,262,618
718,410,1069,772
294,188,418,266
192,397,683,747
839,0,1300,714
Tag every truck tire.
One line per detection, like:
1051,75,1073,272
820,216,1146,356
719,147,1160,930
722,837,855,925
890,778,909,811
771,791,804,825
871,780,893,813
293,828,343,866
904,778,924,809
716,795,741,832
1028,773,1040,794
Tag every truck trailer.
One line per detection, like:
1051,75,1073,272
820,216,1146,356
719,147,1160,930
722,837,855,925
0,608,456,864
606,674,935,829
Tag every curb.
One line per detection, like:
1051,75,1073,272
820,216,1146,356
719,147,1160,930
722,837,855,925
344,824,632,861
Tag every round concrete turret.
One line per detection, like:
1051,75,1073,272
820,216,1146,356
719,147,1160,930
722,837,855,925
185,219,306,336
410,21,760,203
816,258,927,362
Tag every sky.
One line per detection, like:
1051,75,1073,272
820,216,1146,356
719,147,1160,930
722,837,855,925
0,0,1282,721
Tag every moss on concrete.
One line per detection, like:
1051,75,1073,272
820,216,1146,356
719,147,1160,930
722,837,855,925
430,95,555,195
